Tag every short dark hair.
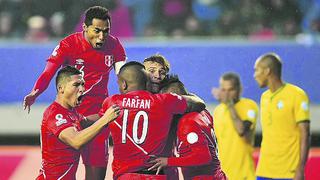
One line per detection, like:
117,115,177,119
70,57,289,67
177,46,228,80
119,61,145,74
221,72,242,93
160,74,187,95
84,6,111,26
260,53,282,78
118,61,147,89
56,66,82,91
143,54,170,73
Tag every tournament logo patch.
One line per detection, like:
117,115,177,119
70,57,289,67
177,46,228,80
55,114,67,126
301,101,309,111
105,55,114,67
187,132,198,144
247,109,256,119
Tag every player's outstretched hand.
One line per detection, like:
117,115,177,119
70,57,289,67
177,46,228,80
102,105,121,124
147,157,168,175
23,89,39,114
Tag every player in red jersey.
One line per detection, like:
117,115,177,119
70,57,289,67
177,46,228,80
23,6,126,179
36,66,120,180
98,61,205,179
143,54,181,180
149,75,227,180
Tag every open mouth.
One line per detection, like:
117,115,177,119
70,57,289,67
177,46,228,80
96,42,104,48
76,94,84,106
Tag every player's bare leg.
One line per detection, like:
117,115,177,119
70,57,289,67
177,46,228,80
85,166,106,180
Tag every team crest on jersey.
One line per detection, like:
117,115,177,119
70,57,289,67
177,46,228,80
277,100,284,109
76,59,84,65
105,55,114,67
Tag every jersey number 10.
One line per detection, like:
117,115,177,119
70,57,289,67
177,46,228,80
121,109,149,145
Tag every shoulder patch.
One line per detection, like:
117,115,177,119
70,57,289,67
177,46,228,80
187,132,198,144
301,101,309,111
55,114,67,126
247,109,256,119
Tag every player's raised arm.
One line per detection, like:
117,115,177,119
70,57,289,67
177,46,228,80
160,74,205,113
23,61,61,113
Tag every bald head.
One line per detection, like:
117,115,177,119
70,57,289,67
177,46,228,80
256,52,282,78
117,61,148,93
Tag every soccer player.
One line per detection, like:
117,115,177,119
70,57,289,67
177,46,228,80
37,66,120,180
23,6,126,179
143,54,180,179
212,72,258,180
143,54,170,93
149,75,227,180
254,53,310,180
98,61,205,179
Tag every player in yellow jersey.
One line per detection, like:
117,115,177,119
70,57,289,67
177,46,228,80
212,72,258,180
254,53,310,180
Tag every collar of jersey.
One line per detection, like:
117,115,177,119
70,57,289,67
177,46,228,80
270,83,287,100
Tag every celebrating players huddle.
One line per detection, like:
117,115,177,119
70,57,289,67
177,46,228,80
24,5,310,180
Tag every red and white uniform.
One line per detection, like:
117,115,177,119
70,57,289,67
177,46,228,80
37,102,83,180
34,32,126,166
168,110,226,180
99,90,187,179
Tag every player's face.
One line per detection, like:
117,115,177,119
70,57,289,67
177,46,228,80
63,75,85,108
144,61,167,93
84,18,110,49
219,79,239,102
254,60,268,88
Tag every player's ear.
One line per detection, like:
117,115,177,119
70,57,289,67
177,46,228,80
117,77,127,91
122,80,128,90
83,23,88,32
57,83,65,94
265,67,271,76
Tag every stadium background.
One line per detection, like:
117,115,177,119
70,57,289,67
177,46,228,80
0,0,319,179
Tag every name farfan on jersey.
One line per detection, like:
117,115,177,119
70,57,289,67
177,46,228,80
122,97,151,109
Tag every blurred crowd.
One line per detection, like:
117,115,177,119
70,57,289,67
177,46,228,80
0,0,319,41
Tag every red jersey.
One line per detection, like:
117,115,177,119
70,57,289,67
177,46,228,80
99,90,187,178
168,109,225,179
47,32,126,97
38,102,83,180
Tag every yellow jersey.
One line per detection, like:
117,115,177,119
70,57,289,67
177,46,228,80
214,98,258,180
256,83,310,178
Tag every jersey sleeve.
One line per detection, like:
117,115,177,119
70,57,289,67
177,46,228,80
98,96,114,117
32,61,61,94
294,90,310,122
167,118,212,167
47,39,70,65
47,111,74,137
162,93,188,114
112,37,126,63
238,100,259,129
